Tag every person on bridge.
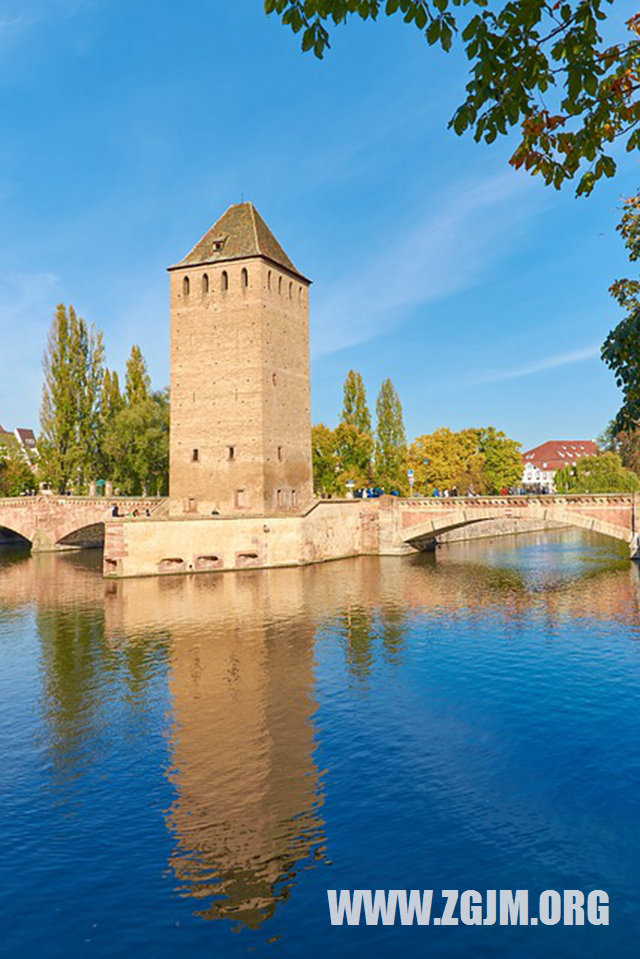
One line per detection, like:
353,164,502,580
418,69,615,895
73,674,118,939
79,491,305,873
111,504,120,518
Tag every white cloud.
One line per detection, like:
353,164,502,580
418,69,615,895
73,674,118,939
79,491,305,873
473,343,601,385
310,170,541,357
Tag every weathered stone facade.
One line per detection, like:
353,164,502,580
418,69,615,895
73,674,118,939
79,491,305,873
168,203,313,517
102,493,640,578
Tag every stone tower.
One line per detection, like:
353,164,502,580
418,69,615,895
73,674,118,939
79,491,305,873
168,203,313,516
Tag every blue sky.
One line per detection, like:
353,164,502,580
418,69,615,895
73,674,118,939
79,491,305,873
0,0,637,449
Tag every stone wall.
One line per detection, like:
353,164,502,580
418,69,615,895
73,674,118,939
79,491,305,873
168,257,312,517
104,500,368,578
437,517,565,543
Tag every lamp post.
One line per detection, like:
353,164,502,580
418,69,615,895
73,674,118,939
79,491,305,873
423,458,430,496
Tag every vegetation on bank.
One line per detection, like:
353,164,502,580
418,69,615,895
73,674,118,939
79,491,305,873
39,305,168,495
0,433,37,497
555,452,640,493
312,371,524,496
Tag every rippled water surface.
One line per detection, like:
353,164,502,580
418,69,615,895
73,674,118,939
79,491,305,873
1,529,640,958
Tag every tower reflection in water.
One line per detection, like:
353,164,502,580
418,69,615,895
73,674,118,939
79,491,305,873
107,568,327,928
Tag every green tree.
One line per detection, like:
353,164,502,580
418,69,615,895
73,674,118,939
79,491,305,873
341,370,372,433
0,434,37,496
73,313,106,490
103,390,170,495
408,428,478,492
103,368,124,421
374,378,408,493
408,426,522,493
337,370,374,485
476,427,523,493
39,304,104,493
125,345,151,407
555,451,640,492
98,368,125,479
311,422,341,496
602,193,640,432
265,1,640,195
599,420,640,475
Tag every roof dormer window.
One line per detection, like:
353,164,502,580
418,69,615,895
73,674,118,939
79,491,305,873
211,235,227,254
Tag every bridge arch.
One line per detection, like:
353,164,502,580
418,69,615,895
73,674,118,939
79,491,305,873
0,521,32,547
56,522,105,549
400,505,635,552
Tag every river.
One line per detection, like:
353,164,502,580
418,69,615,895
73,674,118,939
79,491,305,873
1,529,639,958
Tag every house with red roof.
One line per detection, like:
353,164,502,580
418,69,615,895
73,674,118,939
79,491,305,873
521,440,599,492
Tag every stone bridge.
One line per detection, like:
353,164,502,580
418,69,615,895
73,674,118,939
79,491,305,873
0,495,166,551
382,493,640,557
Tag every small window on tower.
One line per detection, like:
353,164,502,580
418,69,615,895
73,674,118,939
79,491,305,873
202,273,209,294
221,270,229,291
277,489,284,507
278,276,283,295
289,282,293,299
267,271,272,290
191,449,199,462
227,446,235,460
277,446,283,461
291,489,297,507
235,489,246,508
241,268,248,288
183,276,190,297
272,372,277,386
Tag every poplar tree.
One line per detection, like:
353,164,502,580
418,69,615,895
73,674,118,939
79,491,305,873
98,368,124,479
125,345,151,406
337,370,373,487
341,370,371,434
40,304,104,493
374,378,408,494
73,315,105,489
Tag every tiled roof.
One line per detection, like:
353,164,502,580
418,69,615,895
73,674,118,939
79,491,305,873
522,439,598,471
16,428,37,448
170,202,307,280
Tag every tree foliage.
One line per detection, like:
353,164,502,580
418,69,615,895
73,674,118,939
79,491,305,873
311,422,342,495
103,390,170,495
601,193,640,432
374,378,408,492
0,435,37,496
39,304,105,493
38,306,167,495
408,425,522,493
341,369,372,434
338,370,374,486
265,1,640,194
555,450,640,491
125,345,151,407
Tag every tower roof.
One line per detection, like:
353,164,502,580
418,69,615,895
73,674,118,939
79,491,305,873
170,202,308,280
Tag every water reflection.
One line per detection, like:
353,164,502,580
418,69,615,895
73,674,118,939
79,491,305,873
1,527,640,948
112,572,327,927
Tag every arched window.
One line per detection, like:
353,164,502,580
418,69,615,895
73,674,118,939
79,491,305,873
267,271,272,290
298,287,302,304
202,273,209,295
183,276,190,297
221,270,229,291
278,276,283,295
241,267,248,288
289,282,293,299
